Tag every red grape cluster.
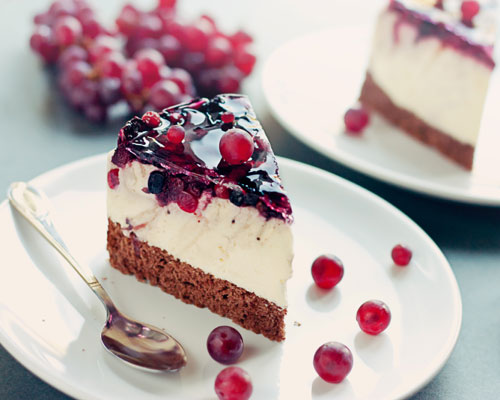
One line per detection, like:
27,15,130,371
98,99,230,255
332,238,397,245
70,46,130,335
29,0,256,123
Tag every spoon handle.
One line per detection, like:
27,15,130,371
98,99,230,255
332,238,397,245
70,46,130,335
8,182,114,310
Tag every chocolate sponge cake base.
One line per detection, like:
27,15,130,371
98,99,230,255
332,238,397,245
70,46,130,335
359,73,474,170
107,219,286,341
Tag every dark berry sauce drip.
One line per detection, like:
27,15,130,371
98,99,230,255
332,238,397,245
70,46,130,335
111,94,293,222
390,1,495,69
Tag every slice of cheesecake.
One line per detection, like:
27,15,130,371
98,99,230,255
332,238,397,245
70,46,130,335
359,0,496,169
106,94,293,341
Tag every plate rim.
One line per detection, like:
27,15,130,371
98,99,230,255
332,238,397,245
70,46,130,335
262,27,500,207
0,152,462,400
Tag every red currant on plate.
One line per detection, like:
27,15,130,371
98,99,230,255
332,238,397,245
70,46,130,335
391,244,412,266
313,342,353,383
311,254,344,289
207,326,244,365
356,300,391,335
344,106,370,134
215,366,252,400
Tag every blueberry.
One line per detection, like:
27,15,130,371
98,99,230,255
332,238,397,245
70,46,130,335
244,192,259,206
229,188,244,206
148,171,166,194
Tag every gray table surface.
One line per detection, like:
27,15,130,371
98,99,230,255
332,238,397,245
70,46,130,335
1,0,500,399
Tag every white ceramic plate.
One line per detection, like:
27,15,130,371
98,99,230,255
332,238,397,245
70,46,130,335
0,154,461,400
262,26,500,205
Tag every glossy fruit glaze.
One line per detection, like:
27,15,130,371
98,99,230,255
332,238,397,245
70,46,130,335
111,94,293,222
390,0,495,69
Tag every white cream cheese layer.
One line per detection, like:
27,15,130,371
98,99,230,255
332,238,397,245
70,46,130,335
368,10,492,146
106,154,293,308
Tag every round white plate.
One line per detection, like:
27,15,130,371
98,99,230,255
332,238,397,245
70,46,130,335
0,154,461,400
263,26,500,205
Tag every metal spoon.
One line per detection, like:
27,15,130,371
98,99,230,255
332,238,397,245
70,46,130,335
8,182,187,372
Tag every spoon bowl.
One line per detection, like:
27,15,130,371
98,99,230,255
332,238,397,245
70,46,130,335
8,182,187,372
100,309,187,371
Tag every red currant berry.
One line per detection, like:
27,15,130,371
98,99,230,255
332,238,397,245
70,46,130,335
142,111,161,127
53,16,82,46
107,168,120,189
207,326,244,365
214,184,230,199
169,112,183,124
214,366,252,400
313,342,353,384
391,244,412,266
344,107,370,134
461,1,480,24
221,112,235,124
219,128,254,165
177,191,198,213
311,254,344,290
166,125,185,144
356,300,391,335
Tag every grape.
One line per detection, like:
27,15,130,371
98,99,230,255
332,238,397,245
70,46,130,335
149,79,181,110
98,51,126,78
58,45,88,68
53,15,83,46
135,48,165,87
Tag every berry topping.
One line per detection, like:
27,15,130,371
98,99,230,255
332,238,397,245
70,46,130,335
461,1,480,25
214,184,230,199
229,188,245,206
114,95,292,222
391,244,412,266
169,112,183,124
356,300,391,335
311,254,344,290
166,125,185,144
107,168,120,189
215,367,252,400
207,326,244,365
177,191,198,213
147,171,166,194
219,128,254,165
344,106,370,134
221,111,235,124
313,342,353,384
142,111,161,127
